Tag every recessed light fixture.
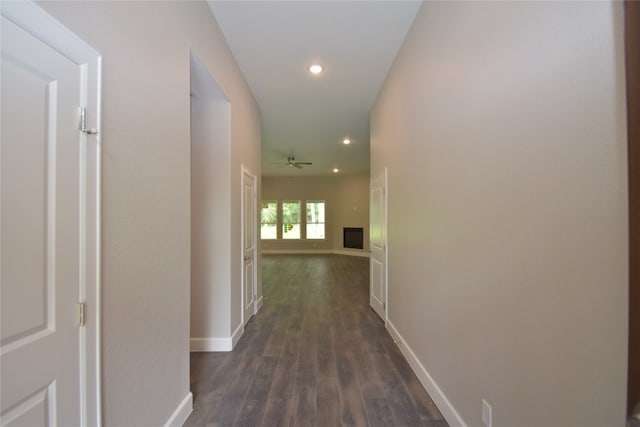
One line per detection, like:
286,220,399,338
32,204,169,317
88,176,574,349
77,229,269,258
309,64,323,74
332,168,339,173
342,138,351,145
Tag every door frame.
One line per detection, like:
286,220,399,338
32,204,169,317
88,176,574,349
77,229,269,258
626,0,640,418
370,167,388,323
0,2,102,425
241,165,257,327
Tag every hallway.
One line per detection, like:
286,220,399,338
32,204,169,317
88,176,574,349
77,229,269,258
185,255,447,426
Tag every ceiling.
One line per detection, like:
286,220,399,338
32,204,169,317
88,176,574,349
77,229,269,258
207,1,421,176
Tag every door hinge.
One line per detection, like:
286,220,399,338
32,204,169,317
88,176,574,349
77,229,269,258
78,302,86,327
79,107,99,135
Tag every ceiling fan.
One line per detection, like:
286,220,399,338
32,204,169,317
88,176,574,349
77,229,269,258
286,156,312,169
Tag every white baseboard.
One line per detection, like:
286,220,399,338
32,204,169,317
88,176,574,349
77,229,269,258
256,295,264,312
332,249,371,258
262,249,333,255
386,321,467,427
231,322,244,348
190,337,232,352
262,249,370,258
163,392,192,427
190,323,244,352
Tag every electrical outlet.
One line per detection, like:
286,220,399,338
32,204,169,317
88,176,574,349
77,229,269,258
482,399,492,427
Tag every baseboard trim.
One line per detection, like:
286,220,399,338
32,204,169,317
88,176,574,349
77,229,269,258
332,249,371,258
190,323,245,352
386,321,467,427
163,392,192,427
256,295,264,312
190,337,232,352
231,322,244,349
262,249,333,255
262,249,370,258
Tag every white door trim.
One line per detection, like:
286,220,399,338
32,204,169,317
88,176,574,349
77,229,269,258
240,165,258,327
1,2,102,425
370,167,388,323
383,168,388,322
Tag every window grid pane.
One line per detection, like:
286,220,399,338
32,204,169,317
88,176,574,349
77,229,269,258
260,201,277,239
282,201,301,239
306,201,325,239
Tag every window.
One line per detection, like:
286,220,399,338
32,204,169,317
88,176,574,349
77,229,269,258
282,201,301,239
306,201,325,239
261,199,326,240
260,201,277,239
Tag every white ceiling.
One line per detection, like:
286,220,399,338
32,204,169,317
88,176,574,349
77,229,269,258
207,0,421,176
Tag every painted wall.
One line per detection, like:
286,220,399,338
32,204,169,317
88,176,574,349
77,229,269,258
261,175,370,254
371,2,628,427
190,55,232,342
36,2,261,426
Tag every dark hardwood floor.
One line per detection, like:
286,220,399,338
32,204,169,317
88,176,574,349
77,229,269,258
185,254,448,427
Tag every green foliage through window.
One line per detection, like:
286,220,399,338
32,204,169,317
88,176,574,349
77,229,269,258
261,200,326,240
282,201,301,239
260,201,277,239
306,201,325,239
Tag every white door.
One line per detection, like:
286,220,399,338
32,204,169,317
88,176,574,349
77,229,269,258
241,167,257,326
1,2,101,426
370,168,387,321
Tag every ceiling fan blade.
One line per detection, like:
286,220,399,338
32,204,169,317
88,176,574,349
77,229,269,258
286,157,311,168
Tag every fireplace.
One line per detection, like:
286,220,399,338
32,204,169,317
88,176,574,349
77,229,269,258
343,227,364,249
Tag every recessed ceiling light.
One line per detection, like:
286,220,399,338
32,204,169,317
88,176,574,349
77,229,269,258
332,168,339,173
342,138,351,145
309,64,323,74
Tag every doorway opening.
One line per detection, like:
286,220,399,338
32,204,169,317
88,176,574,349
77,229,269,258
189,52,233,350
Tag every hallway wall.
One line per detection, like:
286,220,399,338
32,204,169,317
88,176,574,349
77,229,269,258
190,56,233,345
371,2,628,426
36,2,261,426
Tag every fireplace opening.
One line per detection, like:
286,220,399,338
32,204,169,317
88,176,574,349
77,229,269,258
343,227,364,249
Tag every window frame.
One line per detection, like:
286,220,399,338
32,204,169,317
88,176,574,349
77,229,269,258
260,200,278,240
305,200,326,240
281,200,302,240
260,199,327,241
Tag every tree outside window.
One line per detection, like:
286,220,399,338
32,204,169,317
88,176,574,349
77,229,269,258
260,201,277,239
282,201,301,239
306,201,325,239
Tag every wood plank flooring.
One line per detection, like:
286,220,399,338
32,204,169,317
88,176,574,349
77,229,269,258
185,254,448,427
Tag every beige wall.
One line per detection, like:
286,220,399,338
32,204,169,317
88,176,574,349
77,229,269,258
190,55,232,342
371,2,628,427
37,2,261,426
262,175,370,254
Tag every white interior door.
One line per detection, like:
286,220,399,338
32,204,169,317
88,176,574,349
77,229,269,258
241,167,257,326
370,168,387,321
1,3,101,426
